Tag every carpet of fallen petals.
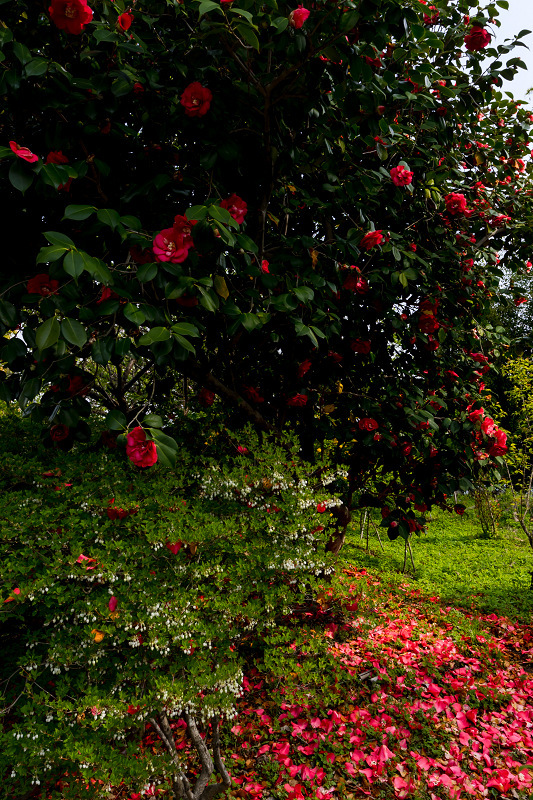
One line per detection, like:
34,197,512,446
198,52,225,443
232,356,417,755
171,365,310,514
222,567,533,800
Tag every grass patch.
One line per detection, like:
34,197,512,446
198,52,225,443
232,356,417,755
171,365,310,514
341,499,533,622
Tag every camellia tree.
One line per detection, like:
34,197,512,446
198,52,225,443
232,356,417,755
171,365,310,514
0,0,532,532
2,0,533,794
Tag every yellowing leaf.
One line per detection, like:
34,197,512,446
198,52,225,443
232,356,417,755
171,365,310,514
309,249,319,269
214,275,229,300
323,404,336,414
91,629,105,643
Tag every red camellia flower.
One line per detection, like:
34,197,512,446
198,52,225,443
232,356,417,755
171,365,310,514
242,385,265,404
289,5,310,28
514,297,528,306
261,260,270,273
176,293,199,307
487,428,507,457
67,375,89,397
360,230,383,250
343,274,369,294
27,274,60,296
117,12,133,31
358,418,378,431
153,228,190,263
390,165,414,186
419,314,439,334
464,25,491,52
180,82,213,118
298,359,312,378
423,5,439,24
220,194,247,225
126,427,158,468
9,141,39,163
49,0,93,34
351,339,371,354
96,286,119,305
287,393,308,407
173,214,197,249
50,424,70,442
445,192,467,215
46,150,69,165
198,387,216,407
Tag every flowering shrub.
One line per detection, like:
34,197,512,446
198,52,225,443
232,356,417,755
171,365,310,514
0,414,344,797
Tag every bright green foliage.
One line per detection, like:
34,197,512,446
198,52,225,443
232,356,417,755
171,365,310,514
343,502,533,620
0,413,343,796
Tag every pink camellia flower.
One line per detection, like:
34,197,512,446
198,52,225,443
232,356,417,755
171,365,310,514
117,12,133,30
390,165,414,186
108,596,118,612
464,25,491,52
9,141,39,163
27,274,59,296
444,192,467,215
237,445,248,454
289,5,310,28
48,0,93,34
359,418,378,431
126,427,158,468
360,230,383,250
153,228,190,263
166,541,183,554
220,193,247,224
180,82,213,117
287,393,308,407
46,150,69,165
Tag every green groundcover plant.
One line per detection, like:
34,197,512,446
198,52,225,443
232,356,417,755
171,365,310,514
0,413,346,798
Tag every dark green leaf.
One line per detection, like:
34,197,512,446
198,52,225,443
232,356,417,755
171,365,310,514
137,262,158,282
9,160,33,193
97,208,122,230
62,204,96,221
143,414,163,428
61,318,88,348
63,250,85,280
123,303,146,325
36,317,60,350
138,327,171,346
106,410,127,430
25,58,47,77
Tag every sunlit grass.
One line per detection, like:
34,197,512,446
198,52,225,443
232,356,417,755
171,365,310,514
341,498,533,622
